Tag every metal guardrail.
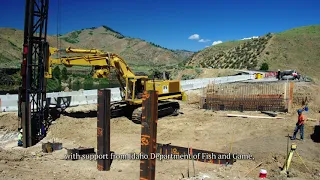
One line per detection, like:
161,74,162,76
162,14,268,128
0,75,255,112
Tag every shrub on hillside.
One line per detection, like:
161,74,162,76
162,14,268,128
259,62,269,71
190,33,273,69
195,68,202,75
181,74,196,80
47,78,61,92
83,78,94,90
61,67,68,80
52,66,61,81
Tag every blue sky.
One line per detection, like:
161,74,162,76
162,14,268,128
0,0,319,51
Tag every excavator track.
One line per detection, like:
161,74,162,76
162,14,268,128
131,101,180,123
109,101,129,118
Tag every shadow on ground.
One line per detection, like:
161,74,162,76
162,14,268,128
310,125,320,143
63,111,97,118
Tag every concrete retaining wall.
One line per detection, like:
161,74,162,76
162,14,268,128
0,75,254,112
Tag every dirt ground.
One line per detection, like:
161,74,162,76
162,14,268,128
0,83,320,180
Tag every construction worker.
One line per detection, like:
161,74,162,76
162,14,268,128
18,129,23,146
277,69,281,80
291,109,307,141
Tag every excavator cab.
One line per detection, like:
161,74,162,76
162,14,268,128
125,76,148,103
134,78,144,98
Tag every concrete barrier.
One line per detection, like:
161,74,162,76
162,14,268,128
0,75,255,112
0,94,19,112
180,75,254,90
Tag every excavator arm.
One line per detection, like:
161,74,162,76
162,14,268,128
46,46,139,78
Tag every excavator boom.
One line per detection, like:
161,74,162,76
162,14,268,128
47,47,138,78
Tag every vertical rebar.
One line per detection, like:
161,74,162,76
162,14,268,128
140,90,158,180
97,89,111,171
289,82,294,112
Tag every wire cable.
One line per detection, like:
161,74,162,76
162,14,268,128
56,0,61,58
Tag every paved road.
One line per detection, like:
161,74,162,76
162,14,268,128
242,77,279,83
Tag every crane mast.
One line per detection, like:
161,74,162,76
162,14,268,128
18,0,50,147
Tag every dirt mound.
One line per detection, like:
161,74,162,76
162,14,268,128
186,89,203,104
43,115,97,149
0,148,25,161
64,104,96,113
0,112,19,131
291,83,320,122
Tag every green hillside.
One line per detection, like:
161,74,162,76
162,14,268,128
262,25,320,81
0,26,194,68
186,25,320,82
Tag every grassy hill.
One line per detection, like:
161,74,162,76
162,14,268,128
261,25,320,81
187,25,320,82
0,26,193,68
187,40,250,66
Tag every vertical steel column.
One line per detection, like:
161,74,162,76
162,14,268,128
140,90,158,180
97,89,111,171
20,0,49,147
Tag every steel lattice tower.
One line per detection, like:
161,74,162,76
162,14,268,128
19,0,49,147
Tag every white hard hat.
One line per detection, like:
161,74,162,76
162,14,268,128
20,129,23,133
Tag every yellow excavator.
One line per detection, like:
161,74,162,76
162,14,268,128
45,46,187,122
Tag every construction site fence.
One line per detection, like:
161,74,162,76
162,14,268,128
0,74,255,112
200,82,293,112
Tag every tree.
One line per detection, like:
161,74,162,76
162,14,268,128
61,67,68,80
46,78,62,92
148,68,162,79
83,78,94,90
52,66,61,81
260,62,269,71
72,79,82,90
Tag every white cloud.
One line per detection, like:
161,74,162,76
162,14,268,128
241,36,259,40
198,39,211,43
212,40,223,45
188,34,200,40
205,46,209,48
